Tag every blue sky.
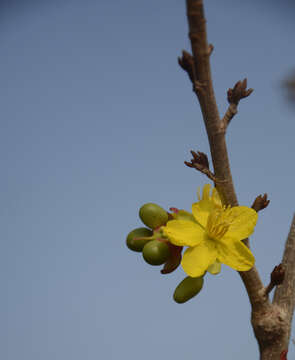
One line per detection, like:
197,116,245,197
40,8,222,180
1,1,295,359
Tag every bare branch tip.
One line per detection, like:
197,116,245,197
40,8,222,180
251,193,270,212
185,150,214,180
265,263,285,297
178,50,195,86
271,264,285,286
227,78,254,104
184,161,193,168
245,88,254,97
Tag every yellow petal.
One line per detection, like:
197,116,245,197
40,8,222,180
162,220,205,247
181,239,217,277
202,184,212,200
216,237,255,271
173,210,196,222
226,206,258,240
211,187,223,208
192,200,217,228
193,185,223,227
207,261,221,275
197,184,222,206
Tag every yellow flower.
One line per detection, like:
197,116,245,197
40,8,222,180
163,184,258,278
197,183,223,209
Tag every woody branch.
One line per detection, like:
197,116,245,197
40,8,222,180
180,1,295,358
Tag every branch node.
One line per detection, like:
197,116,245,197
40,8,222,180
207,43,214,56
251,194,270,212
178,50,195,87
265,264,285,296
193,80,206,95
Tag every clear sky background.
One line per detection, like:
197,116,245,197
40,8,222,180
1,1,295,359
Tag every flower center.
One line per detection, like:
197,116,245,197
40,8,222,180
206,207,235,240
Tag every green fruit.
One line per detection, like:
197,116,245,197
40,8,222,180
173,276,204,304
139,203,168,229
142,240,170,265
126,227,153,252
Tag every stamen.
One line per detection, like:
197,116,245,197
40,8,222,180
206,207,236,240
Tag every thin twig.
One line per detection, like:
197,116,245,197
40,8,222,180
221,79,253,131
220,103,237,132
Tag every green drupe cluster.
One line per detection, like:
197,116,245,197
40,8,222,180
126,202,205,303
126,203,170,266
